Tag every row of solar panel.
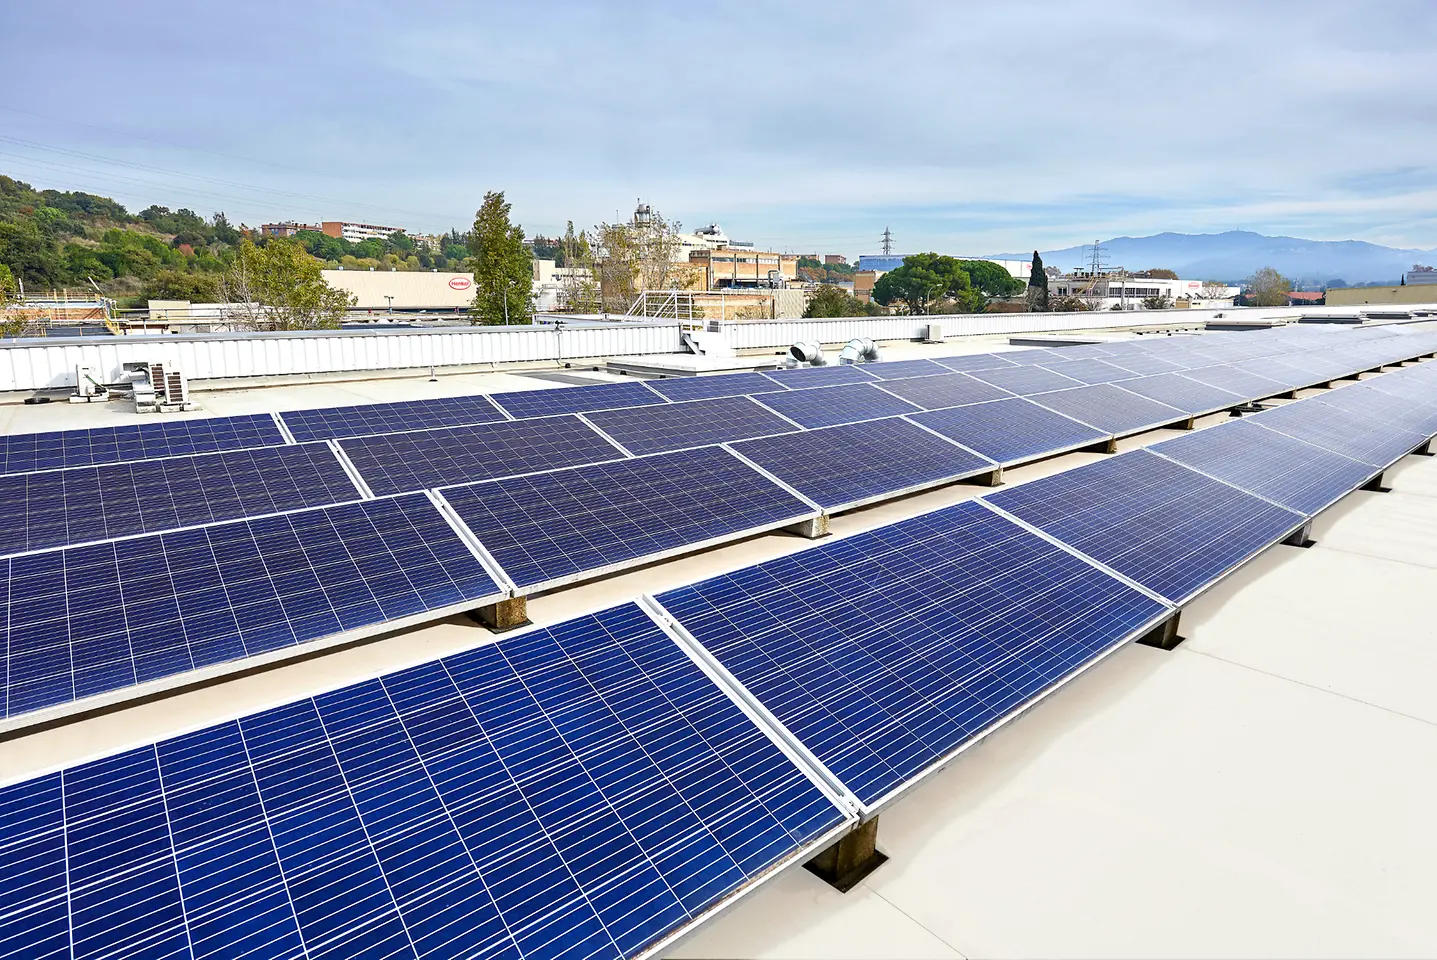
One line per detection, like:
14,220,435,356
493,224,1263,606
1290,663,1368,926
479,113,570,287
3,359,1433,739
10,353,1434,960
5,328,1434,564
2,322,1431,478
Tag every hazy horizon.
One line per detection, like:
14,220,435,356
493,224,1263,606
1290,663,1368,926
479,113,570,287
6,1,1436,257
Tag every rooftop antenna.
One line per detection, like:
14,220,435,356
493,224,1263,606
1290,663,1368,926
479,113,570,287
881,226,893,256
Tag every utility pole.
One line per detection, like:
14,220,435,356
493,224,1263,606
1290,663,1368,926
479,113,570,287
881,227,893,256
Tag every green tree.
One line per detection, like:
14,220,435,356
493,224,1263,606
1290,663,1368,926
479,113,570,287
803,284,880,317
1141,293,1173,310
468,191,532,324
143,269,221,303
1142,268,1179,279
1026,250,1048,311
0,263,17,306
957,260,1025,298
0,263,37,338
222,237,354,330
871,253,971,315
1244,266,1292,306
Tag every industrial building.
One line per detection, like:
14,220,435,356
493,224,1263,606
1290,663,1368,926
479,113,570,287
320,268,475,310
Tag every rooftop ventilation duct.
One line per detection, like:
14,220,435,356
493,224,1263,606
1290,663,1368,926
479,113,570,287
789,341,824,366
837,337,879,365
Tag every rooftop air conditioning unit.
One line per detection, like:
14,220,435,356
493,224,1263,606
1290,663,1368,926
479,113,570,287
924,322,944,343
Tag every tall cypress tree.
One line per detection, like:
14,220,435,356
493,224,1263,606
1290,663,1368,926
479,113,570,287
1028,250,1049,311
468,191,533,325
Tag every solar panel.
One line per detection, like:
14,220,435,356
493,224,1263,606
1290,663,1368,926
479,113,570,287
1310,379,1437,438
440,446,815,590
869,372,1015,411
985,449,1305,604
1149,417,1378,516
909,397,1107,465
583,395,798,456
0,442,362,557
1360,369,1437,434
932,353,1020,373
730,417,997,511
490,380,666,419
1248,395,1429,467
1038,358,1141,385
1027,383,1188,435
1113,372,1247,415
278,394,506,442
750,382,921,428
0,414,285,476
0,602,848,960
1092,352,1190,376
1179,363,1292,400
655,500,1169,809
1230,357,1325,390
0,493,504,725
967,364,1086,395
339,415,626,496
758,364,878,388
859,358,953,379
645,370,790,403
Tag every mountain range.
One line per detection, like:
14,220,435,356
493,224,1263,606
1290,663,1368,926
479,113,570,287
993,231,1436,285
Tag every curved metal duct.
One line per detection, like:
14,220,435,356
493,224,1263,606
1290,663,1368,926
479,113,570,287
789,341,824,366
837,337,880,365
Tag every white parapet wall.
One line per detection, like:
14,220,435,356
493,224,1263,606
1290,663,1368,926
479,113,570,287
0,322,681,392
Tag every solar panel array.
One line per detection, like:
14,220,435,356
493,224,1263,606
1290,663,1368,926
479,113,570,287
0,413,284,475
583,395,799,456
279,393,507,442
750,382,922,429
910,397,1107,465
490,380,667,419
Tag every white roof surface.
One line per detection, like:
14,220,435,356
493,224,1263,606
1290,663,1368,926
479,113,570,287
2,330,1435,959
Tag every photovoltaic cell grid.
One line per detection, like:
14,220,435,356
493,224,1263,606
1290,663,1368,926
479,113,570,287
1098,352,1191,376
1112,373,1246,415
1249,396,1429,468
910,398,1106,465
491,380,666,420
933,353,1019,373
0,602,847,960
758,364,878,388
987,449,1305,604
339,415,626,496
645,371,790,403
750,382,921,429
870,372,1015,411
278,394,507,442
657,500,1169,808
1310,379,1437,439
583,395,798,456
731,418,996,510
1149,418,1378,516
0,493,502,722
968,364,1085,396
1037,359,1142,385
1360,368,1437,435
1179,364,1292,399
1028,383,1188,435
858,358,953,380
0,442,361,557
0,414,285,476
441,446,813,589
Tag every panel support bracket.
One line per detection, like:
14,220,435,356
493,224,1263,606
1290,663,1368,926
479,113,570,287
1176,416,1197,431
1283,518,1315,548
1362,471,1391,493
1084,437,1119,455
805,817,887,893
1135,612,1184,651
964,465,1004,487
471,595,531,632
1414,440,1434,457
787,514,830,539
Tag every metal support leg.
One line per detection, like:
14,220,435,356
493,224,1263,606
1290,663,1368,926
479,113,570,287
965,466,1003,487
1177,416,1196,431
471,596,530,632
805,817,888,893
1414,440,1434,457
1283,519,1315,548
1136,613,1184,651
1085,437,1119,454
1362,472,1390,493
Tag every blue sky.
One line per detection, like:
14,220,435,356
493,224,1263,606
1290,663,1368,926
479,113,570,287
5,1,1436,256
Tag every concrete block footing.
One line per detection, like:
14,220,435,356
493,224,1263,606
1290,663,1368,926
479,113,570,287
1085,437,1119,455
470,596,530,632
806,817,888,893
1362,472,1390,493
788,514,830,539
965,466,1004,487
1136,613,1184,651
1176,417,1197,431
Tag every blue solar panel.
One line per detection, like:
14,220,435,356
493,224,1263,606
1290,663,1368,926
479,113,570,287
1360,370,1437,435
1027,383,1188,435
646,371,790,403
860,358,953,379
491,380,666,419
1311,380,1437,438
1038,358,1141,385
340,415,626,496
1248,394,1428,467
758,364,878,388
442,446,814,589
869,372,1015,411
0,442,361,557
279,394,507,442
751,382,921,428
968,364,1085,395
583,395,798,455
1180,364,1291,399
1092,351,1189,376
1149,417,1378,516
0,493,503,724
1113,373,1246,414
933,353,1020,373
0,414,285,476
0,602,847,960
656,500,1169,809
730,417,997,510
986,449,1305,604
910,397,1107,465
